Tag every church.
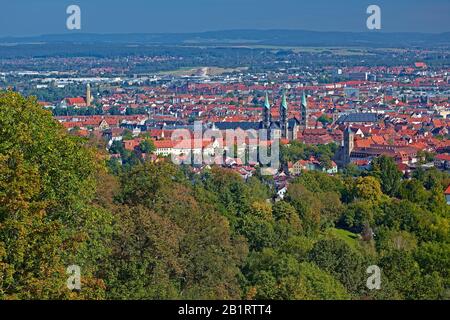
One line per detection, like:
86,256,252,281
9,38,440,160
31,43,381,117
212,91,309,141
262,91,310,140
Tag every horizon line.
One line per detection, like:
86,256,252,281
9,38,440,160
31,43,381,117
2,28,450,39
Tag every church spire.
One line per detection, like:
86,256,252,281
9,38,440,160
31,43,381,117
280,91,288,138
264,91,270,109
281,92,288,110
301,91,308,130
301,91,307,107
263,91,271,130
86,83,92,107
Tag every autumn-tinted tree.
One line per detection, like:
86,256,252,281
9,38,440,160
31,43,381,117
116,162,247,299
0,91,112,299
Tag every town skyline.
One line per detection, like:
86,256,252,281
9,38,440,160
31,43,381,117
0,0,449,306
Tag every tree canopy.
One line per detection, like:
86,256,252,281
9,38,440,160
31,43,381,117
1,91,449,300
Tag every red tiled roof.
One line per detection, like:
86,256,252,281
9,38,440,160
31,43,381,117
436,154,450,161
445,185,450,195
66,97,86,105
154,140,175,149
123,138,143,151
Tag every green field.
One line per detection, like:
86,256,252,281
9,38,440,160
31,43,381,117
327,228,360,250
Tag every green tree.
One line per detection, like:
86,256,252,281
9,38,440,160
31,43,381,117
353,176,383,202
398,179,429,204
308,238,367,295
379,250,444,299
413,167,450,190
377,230,418,253
122,129,134,141
286,184,322,235
414,242,450,290
340,200,378,232
244,248,349,300
343,163,361,177
272,201,302,233
139,139,156,154
278,236,314,262
370,155,402,196
317,114,333,126
0,91,112,299
103,205,182,299
117,162,247,299
109,140,125,154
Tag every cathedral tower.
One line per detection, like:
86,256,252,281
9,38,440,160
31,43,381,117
300,92,309,130
343,126,354,165
263,92,271,129
86,83,92,107
280,92,288,138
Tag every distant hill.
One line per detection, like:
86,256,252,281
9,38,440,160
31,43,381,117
1,29,450,47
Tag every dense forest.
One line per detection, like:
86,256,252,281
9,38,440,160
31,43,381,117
0,91,449,300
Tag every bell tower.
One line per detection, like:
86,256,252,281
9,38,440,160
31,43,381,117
300,92,308,130
263,92,271,129
343,126,354,165
280,92,288,138
86,83,92,106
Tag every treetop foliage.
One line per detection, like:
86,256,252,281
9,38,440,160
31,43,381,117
0,91,449,300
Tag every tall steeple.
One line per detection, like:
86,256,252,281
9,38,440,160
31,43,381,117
281,92,288,111
263,92,271,129
343,126,354,165
300,91,308,130
280,91,288,138
86,83,92,107
264,91,271,109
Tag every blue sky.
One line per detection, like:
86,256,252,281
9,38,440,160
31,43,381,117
0,0,449,37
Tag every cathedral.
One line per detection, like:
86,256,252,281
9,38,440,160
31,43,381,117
262,91,309,140
212,91,309,142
